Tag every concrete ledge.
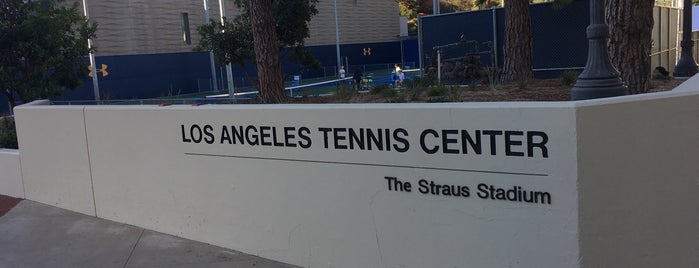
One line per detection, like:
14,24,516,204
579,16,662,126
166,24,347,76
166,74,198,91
12,80,699,267
0,149,23,198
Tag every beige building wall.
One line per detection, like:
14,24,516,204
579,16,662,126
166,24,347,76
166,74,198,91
77,0,399,56
307,0,400,46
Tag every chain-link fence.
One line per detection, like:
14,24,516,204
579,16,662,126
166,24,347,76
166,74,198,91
419,0,683,84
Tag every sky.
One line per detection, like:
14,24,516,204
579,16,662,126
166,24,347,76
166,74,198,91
694,7,699,30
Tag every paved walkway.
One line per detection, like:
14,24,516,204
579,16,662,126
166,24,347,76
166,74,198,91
0,200,298,268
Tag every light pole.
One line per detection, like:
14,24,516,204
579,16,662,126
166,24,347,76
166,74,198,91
203,0,218,91
570,0,626,100
433,0,439,15
218,0,235,98
81,0,100,102
334,0,341,76
673,0,698,79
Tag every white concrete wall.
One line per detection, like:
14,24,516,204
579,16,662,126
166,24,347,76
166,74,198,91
13,101,95,216
575,90,699,268
11,80,699,267
83,103,579,268
0,149,23,198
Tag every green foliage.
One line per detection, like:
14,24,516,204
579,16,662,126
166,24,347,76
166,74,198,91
484,67,500,90
559,70,579,86
0,117,18,149
196,0,319,85
468,80,478,91
397,0,500,34
371,84,391,95
405,76,435,89
517,77,530,90
448,86,461,101
0,0,97,108
427,85,448,97
195,16,253,67
334,83,354,102
426,96,452,103
381,87,398,98
402,76,434,100
383,90,405,103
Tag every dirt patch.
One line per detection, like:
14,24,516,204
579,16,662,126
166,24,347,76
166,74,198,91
0,195,22,217
244,78,684,104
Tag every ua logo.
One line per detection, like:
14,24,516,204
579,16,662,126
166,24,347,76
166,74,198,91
363,47,371,56
88,64,109,77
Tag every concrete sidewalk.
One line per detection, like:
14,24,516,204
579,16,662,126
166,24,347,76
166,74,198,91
0,200,298,268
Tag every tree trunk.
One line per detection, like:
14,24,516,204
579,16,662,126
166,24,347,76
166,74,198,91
250,0,285,103
3,90,16,112
502,0,533,82
606,0,654,94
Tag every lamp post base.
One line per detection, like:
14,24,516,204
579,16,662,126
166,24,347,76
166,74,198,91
571,77,627,101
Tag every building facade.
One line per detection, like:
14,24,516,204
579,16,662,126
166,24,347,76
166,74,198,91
62,0,404,101
83,0,401,55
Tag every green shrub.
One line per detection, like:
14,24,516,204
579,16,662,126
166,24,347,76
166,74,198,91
559,70,579,86
335,83,354,102
484,67,500,90
0,117,18,149
427,85,448,97
406,76,435,89
384,96,406,103
426,96,451,103
448,86,461,101
371,84,391,95
381,87,397,98
517,77,530,90
468,80,478,91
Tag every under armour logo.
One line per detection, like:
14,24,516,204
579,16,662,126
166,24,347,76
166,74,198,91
363,48,371,56
88,64,109,77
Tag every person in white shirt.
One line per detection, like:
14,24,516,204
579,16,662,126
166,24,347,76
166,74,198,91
339,66,346,79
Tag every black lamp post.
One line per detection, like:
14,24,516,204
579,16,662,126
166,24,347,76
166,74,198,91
673,0,698,78
571,0,626,100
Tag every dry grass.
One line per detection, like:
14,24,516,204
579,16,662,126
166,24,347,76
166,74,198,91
277,78,685,104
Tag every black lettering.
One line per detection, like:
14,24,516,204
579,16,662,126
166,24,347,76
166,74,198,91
230,125,244,144
461,130,481,154
385,176,411,192
384,129,391,151
505,131,525,156
495,187,506,200
318,127,332,149
537,192,552,204
181,125,192,143
482,130,503,155
418,179,430,194
527,131,549,158
461,186,471,197
283,127,297,147
366,129,383,151
220,126,232,144
246,125,259,145
506,186,519,201
476,183,552,204
476,183,489,199
298,127,312,148
348,128,365,150
442,129,459,154
392,128,410,153
420,129,439,154
260,126,272,146
271,127,284,147
203,125,215,144
190,124,203,143
430,180,441,195
334,128,348,149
